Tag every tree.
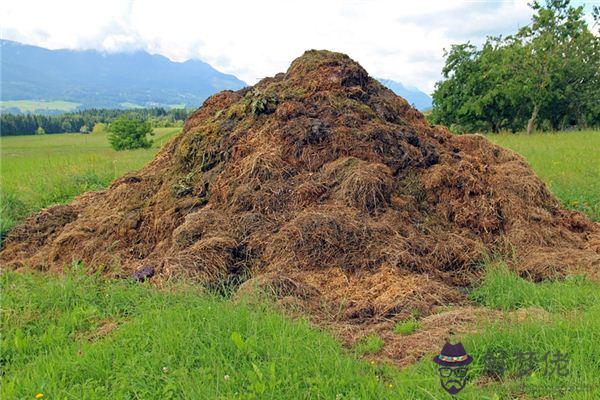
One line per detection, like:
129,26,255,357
107,116,154,150
35,126,46,135
79,125,90,134
431,0,599,133
516,0,596,133
430,43,480,133
1,107,189,137
430,40,526,133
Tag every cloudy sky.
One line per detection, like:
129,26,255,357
0,0,594,94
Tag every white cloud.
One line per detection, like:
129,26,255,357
0,0,558,94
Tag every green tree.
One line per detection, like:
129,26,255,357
430,40,525,133
431,0,599,133
516,0,597,133
35,126,46,135
107,116,154,151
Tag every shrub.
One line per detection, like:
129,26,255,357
107,116,153,151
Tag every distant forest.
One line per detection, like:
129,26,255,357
0,108,190,136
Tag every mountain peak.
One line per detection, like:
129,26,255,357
378,78,432,111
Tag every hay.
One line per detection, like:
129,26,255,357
323,157,393,212
265,206,387,271
166,235,240,283
2,50,598,365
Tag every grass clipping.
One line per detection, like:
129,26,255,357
2,50,599,351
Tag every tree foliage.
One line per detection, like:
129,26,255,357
107,117,154,151
0,107,189,136
431,0,599,133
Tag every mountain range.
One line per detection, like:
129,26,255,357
377,79,432,110
0,39,246,111
0,40,432,112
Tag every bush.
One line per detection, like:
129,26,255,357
107,116,153,151
35,127,45,135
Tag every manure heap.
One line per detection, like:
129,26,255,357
2,50,598,361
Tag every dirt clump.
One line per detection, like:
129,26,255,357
1,50,598,364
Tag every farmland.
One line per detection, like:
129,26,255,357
1,0,598,397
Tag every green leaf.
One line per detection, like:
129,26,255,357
230,330,246,351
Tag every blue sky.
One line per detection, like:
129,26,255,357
1,0,596,94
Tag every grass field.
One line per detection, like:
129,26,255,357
0,100,81,113
2,264,598,399
487,130,600,221
1,130,599,398
0,127,180,238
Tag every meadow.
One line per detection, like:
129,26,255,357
1,130,599,399
0,127,180,238
2,263,598,399
488,130,600,221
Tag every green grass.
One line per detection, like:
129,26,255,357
0,268,407,399
2,267,599,399
0,100,81,113
353,334,385,355
1,130,599,398
487,130,600,221
394,318,421,335
119,102,186,109
118,102,145,109
0,128,180,238
464,264,600,399
470,263,600,312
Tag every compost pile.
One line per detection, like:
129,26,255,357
2,51,599,360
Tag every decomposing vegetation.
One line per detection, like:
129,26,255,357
2,50,598,364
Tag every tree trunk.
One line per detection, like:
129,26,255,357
526,104,539,134
491,122,499,133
